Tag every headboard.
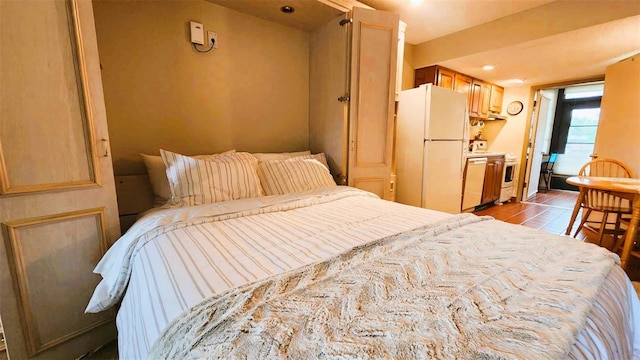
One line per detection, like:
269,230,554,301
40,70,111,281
114,175,154,232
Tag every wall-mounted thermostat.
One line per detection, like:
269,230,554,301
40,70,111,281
190,21,204,45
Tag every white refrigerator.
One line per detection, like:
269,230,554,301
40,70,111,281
396,84,469,213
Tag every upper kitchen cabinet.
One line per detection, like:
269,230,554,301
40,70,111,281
489,85,504,113
414,65,504,119
414,65,454,90
469,79,492,118
452,73,473,112
309,8,399,200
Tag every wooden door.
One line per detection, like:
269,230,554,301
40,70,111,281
523,93,551,200
593,54,640,177
0,1,120,359
348,7,399,200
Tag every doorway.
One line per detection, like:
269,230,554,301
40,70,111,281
521,82,604,201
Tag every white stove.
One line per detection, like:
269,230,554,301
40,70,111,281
499,154,519,203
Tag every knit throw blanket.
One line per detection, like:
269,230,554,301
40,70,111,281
149,214,618,360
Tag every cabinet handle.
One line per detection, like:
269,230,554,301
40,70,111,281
338,95,350,102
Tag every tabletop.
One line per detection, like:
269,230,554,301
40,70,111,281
566,176,640,194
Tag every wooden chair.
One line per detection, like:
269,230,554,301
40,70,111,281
572,158,635,250
539,153,557,193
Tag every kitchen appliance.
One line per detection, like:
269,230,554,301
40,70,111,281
396,84,468,213
462,157,488,210
472,140,488,153
499,154,518,203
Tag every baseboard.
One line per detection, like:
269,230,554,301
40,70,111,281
548,175,579,191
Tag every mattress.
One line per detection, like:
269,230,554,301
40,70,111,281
87,187,640,359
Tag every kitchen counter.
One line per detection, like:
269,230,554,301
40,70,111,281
465,152,506,159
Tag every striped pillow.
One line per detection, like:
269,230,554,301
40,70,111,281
292,153,330,170
141,150,235,206
160,150,263,206
257,155,336,195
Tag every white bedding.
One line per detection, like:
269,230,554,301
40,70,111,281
87,187,640,359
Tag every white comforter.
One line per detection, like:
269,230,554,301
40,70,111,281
86,187,640,359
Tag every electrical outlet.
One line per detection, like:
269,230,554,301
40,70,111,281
207,31,218,49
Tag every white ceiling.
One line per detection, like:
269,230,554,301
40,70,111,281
206,0,640,88
358,0,555,44
359,0,640,87
205,0,343,31
438,14,640,87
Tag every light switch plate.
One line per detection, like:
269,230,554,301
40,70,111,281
190,21,204,45
207,31,218,48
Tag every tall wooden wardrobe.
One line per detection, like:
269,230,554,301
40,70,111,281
0,1,120,359
309,7,401,200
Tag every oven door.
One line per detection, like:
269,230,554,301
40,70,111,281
503,163,515,185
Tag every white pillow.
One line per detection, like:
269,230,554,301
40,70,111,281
160,150,263,206
293,153,330,170
252,150,311,162
257,155,336,196
141,150,235,205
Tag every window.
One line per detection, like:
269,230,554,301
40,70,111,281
549,88,602,155
565,108,600,155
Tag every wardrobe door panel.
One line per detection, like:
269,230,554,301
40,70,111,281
0,0,100,194
0,1,120,359
348,7,398,200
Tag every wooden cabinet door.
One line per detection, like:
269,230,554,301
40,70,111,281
470,80,491,118
490,85,504,113
0,1,119,359
479,81,492,118
454,73,473,110
493,159,505,200
437,68,455,90
414,67,430,88
469,81,483,117
481,157,505,204
348,7,399,200
482,160,497,204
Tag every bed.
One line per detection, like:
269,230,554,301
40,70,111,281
87,150,640,359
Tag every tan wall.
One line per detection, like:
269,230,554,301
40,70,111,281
93,0,310,175
484,86,532,161
401,43,415,91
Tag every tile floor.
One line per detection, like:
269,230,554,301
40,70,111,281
475,190,583,237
